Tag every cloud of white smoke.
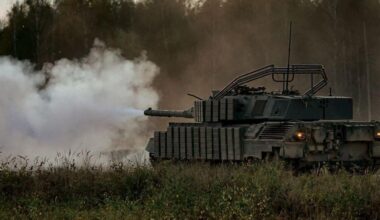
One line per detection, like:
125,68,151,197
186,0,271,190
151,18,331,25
0,39,159,159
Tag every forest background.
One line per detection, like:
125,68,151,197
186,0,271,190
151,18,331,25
0,0,379,123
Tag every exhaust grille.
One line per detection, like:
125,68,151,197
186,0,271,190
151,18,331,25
258,123,293,140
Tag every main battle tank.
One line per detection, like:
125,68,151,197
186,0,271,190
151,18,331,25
144,64,380,166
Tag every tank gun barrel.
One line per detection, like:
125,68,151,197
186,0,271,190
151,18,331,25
144,108,193,118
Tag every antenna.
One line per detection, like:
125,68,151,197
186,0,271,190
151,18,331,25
284,21,293,94
187,93,203,101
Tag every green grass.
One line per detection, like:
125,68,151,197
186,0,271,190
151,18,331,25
1,156,380,219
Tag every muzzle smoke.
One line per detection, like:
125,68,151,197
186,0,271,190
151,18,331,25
0,40,159,159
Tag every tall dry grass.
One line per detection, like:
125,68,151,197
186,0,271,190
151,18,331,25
1,153,380,219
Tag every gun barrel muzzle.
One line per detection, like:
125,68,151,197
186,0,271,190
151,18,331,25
144,108,193,118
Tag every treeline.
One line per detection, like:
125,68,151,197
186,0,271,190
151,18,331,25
0,0,380,120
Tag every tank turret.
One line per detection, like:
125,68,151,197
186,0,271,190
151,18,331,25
145,64,353,123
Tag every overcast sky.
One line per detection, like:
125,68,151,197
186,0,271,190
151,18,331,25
0,0,17,19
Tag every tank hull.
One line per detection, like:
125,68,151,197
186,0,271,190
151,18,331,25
146,121,380,164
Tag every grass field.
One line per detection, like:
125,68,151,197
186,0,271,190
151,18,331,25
1,155,380,219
